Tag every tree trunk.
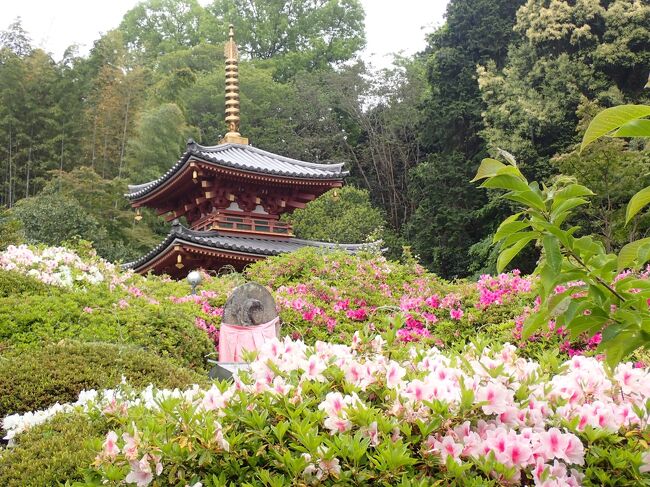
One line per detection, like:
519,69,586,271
91,112,97,169
8,127,12,208
58,130,64,193
118,90,131,180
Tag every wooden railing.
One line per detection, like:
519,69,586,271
192,214,293,237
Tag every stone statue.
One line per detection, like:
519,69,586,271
222,282,280,335
217,282,280,364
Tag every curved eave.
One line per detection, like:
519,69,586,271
126,143,348,204
123,226,370,275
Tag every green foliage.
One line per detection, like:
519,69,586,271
0,275,214,370
126,102,197,182
0,209,23,250
553,139,650,252
285,186,385,244
0,269,47,298
478,0,650,178
207,0,365,76
0,412,109,487
11,167,165,262
0,340,208,417
410,0,525,278
119,0,212,63
11,192,105,248
473,150,650,364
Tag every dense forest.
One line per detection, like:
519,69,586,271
0,0,648,278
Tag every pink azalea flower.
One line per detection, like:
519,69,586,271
324,416,352,434
450,308,464,320
535,428,569,462
125,454,154,487
476,382,512,415
101,431,120,459
433,436,463,464
386,361,406,389
122,427,140,462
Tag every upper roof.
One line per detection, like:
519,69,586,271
123,222,369,272
127,141,348,200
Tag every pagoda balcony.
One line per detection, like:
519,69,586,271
192,213,293,238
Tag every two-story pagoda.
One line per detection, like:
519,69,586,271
125,26,363,277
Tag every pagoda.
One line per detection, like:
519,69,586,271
125,26,364,277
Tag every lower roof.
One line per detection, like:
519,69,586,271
124,221,369,274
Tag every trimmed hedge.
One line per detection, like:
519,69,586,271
0,269,48,298
0,340,210,418
0,281,215,369
0,412,107,486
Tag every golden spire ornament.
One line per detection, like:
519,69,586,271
220,24,248,145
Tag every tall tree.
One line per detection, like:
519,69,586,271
0,18,32,57
478,0,650,179
119,0,212,64
207,0,365,77
409,0,526,278
126,103,197,182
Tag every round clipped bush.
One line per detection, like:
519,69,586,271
0,412,108,487
0,284,215,369
0,269,48,298
0,340,209,418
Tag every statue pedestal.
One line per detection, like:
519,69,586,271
208,360,252,381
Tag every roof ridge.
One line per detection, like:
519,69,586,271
193,142,346,171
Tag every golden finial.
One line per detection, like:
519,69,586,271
220,24,248,145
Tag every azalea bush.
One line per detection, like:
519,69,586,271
0,243,610,363
0,340,209,418
5,334,649,486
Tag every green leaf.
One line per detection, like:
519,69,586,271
552,184,594,205
522,310,548,339
493,221,530,243
471,158,506,182
617,237,650,271
625,186,650,224
612,119,650,138
497,234,536,272
543,235,562,273
581,105,650,151
504,190,546,212
550,198,589,222
482,175,530,192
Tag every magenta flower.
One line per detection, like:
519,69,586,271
450,308,464,320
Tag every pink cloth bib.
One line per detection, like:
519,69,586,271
218,317,279,363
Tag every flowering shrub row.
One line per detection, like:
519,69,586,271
6,335,649,485
0,244,121,288
0,244,617,362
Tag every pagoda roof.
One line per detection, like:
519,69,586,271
124,222,368,274
127,141,347,201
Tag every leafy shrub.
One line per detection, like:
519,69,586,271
0,412,109,487
284,186,386,244
0,269,48,298
0,340,209,418
9,335,644,486
0,278,215,369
